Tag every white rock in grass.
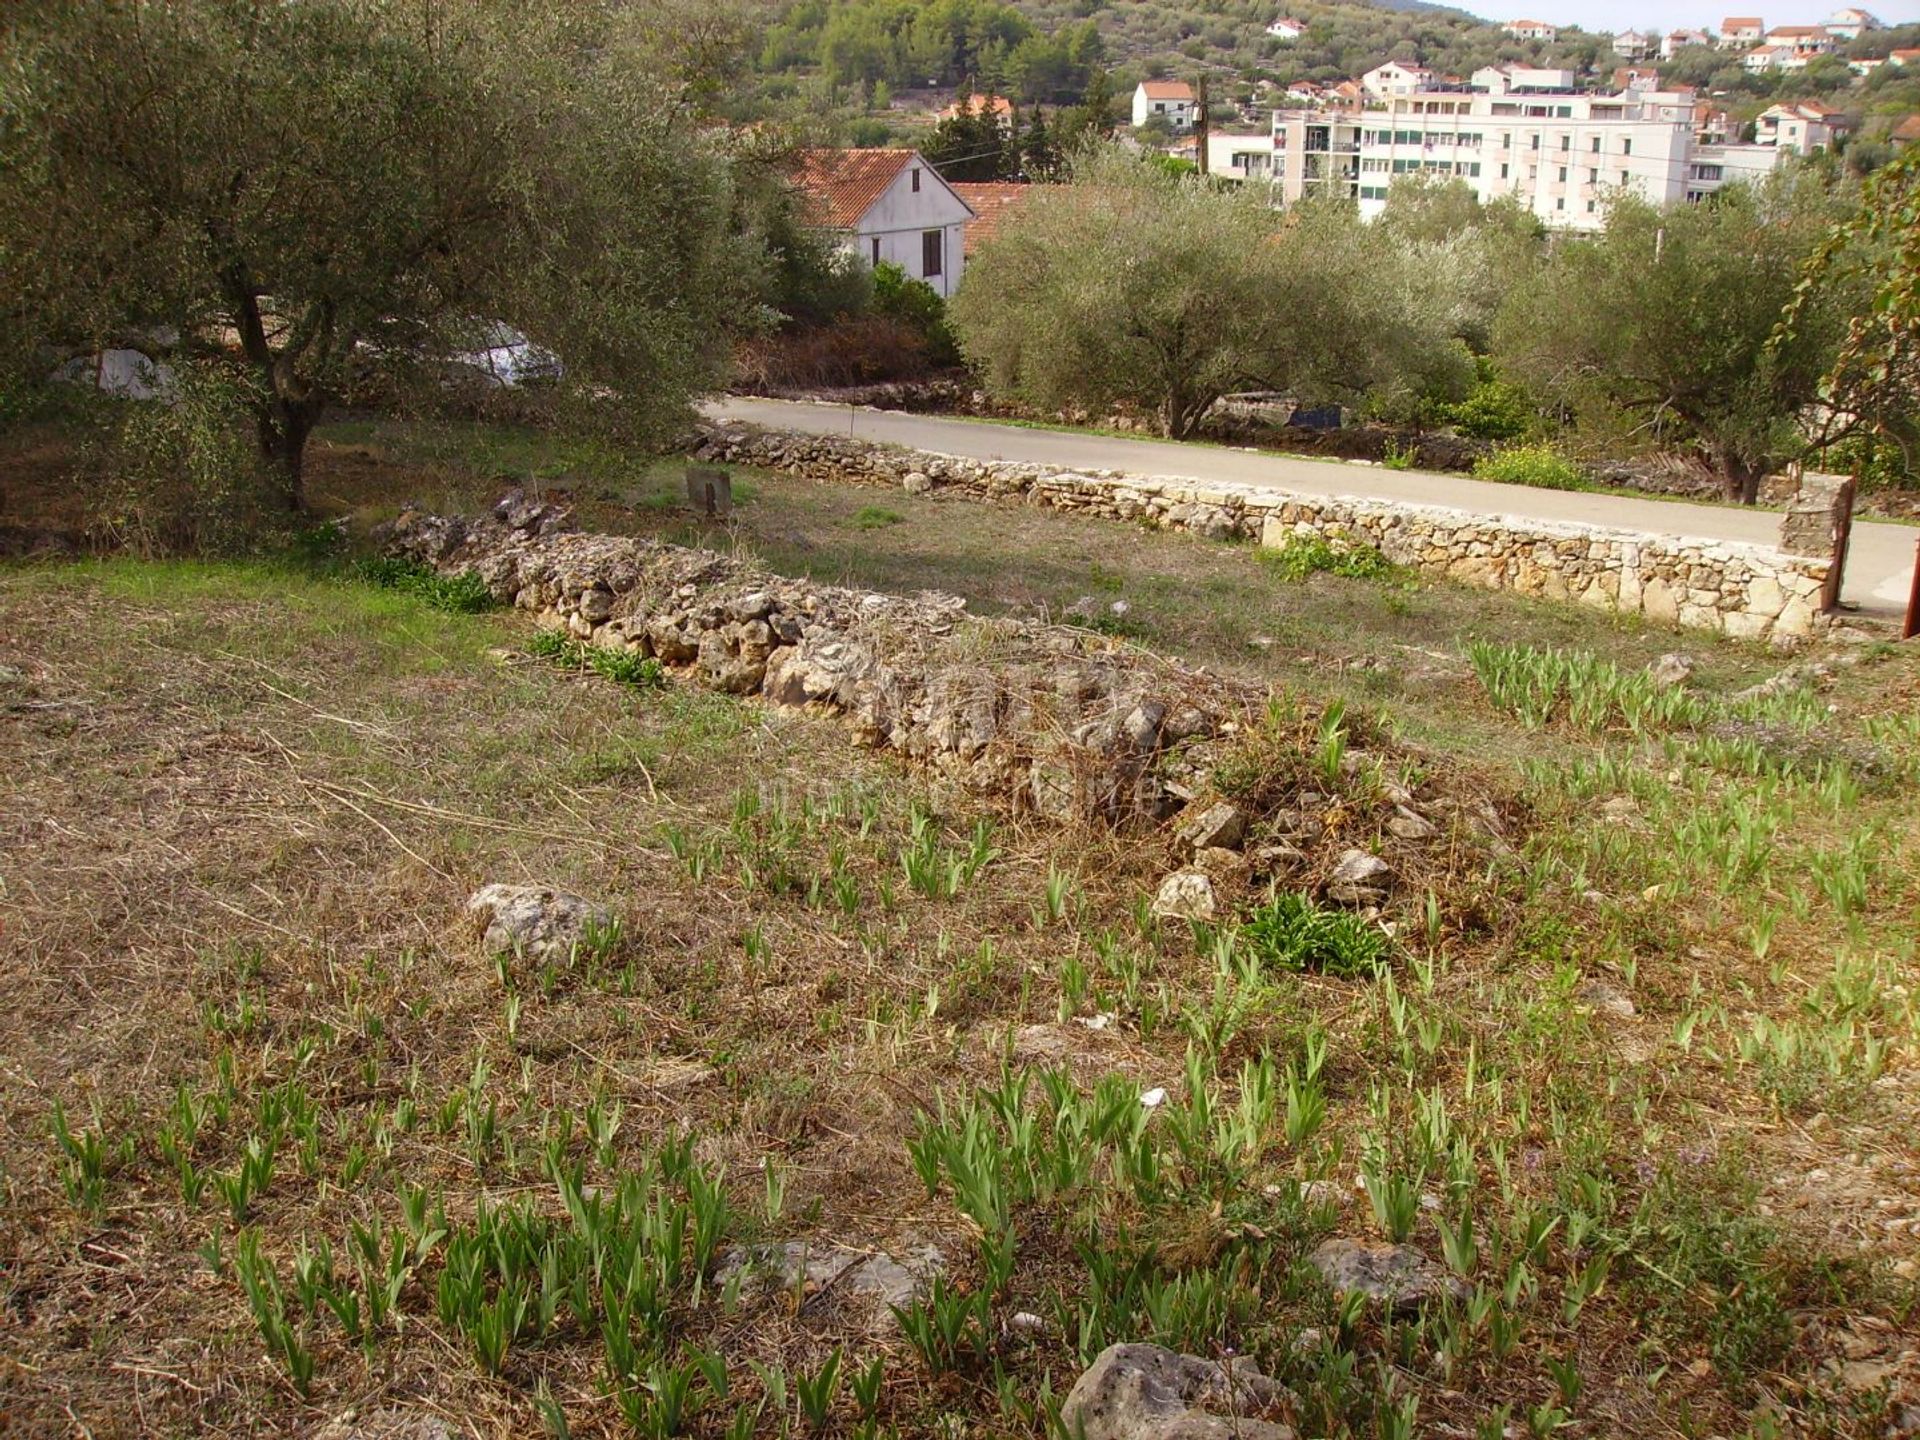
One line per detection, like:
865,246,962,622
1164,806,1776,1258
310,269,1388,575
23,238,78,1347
1326,850,1390,903
1176,801,1249,854
465,884,615,965
1139,1087,1167,1109
1151,870,1217,922
1308,1239,1466,1314
1060,1343,1295,1440
1647,652,1695,689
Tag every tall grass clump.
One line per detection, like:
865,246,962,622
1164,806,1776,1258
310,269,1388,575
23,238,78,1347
1472,444,1586,492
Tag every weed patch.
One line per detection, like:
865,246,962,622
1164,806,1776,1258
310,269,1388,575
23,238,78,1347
354,556,497,613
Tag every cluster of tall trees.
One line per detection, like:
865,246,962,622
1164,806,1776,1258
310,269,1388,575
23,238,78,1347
758,0,1104,102
951,156,1915,498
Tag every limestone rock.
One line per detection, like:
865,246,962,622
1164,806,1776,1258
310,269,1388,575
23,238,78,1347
902,471,932,495
1060,1343,1294,1440
1576,978,1637,1018
713,1240,944,1322
1384,806,1437,841
1152,871,1217,923
1308,1239,1465,1314
466,884,615,964
1647,652,1695,689
1326,849,1391,903
1176,801,1248,854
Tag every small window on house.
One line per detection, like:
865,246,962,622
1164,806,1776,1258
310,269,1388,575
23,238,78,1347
1558,166,1567,181
1587,199,1597,212
1591,135,1601,151
1559,134,1570,150
1622,138,1632,155
1530,133,1540,150
1500,162,1510,179
1620,170,1629,185
1589,168,1598,183
871,237,881,266
922,229,943,278
911,168,921,192
1556,198,1566,210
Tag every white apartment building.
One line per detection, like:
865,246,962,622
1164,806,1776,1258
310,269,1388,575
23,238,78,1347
1825,6,1881,39
1267,85,1787,231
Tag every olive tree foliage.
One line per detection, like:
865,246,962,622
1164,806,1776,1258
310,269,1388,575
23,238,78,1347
0,0,760,509
1779,144,1920,482
1491,172,1862,504
949,149,1465,439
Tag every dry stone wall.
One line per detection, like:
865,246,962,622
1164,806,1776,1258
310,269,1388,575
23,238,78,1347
694,424,1833,642
383,491,1256,828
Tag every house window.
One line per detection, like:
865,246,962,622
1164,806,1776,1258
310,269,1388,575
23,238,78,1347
922,230,943,279
1556,198,1566,210
1500,162,1510,179
1587,199,1597,212
1558,166,1567,181
1559,134,1570,150
911,169,921,192
1620,170,1629,185
871,237,881,266
1591,136,1601,152
1622,138,1632,155
1589,168,1598,183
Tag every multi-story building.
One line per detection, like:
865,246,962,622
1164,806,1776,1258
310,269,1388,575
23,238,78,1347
1503,18,1559,41
1756,100,1848,153
1472,64,1577,93
1613,28,1653,58
1826,7,1882,40
1663,28,1715,58
1765,23,1836,54
1719,16,1767,48
1132,80,1197,131
1265,84,1787,231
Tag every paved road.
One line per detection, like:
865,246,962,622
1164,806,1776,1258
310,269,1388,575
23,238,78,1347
707,397,1917,620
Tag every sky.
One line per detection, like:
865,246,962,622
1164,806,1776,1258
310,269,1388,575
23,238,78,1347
1456,0,1920,31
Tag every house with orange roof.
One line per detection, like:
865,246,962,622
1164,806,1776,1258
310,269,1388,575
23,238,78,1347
940,93,1016,133
1757,100,1849,153
1503,18,1558,40
794,149,976,299
1891,114,1920,144
1887,47,1920,66
949,182,1032,257
1719,16,1766,48
1132,79,1197,130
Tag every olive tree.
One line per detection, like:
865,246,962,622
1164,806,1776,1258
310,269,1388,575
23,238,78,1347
0,0,757,510
1491,173,1860,504
949,148,1462,439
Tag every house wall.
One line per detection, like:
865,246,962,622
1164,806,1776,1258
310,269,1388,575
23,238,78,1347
843,163,972,299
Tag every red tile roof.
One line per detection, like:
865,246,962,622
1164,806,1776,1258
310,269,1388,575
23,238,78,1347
950,183,1033,257
1140,80,1195,100
942,93,1014,121
794,149,918,229
1723,16,1763,27
1893,114,1920,142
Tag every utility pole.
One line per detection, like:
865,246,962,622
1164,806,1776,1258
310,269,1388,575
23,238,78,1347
1195,74,1210,174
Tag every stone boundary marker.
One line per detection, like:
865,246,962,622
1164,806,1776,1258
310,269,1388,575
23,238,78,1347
694,425,1834,642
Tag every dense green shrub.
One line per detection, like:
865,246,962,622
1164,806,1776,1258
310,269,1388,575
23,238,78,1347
355,557,497,613
1443,378,1535,442
1242,892,1388,977
1472,444,1587,492
873,263,959,368
1260,529,1396,583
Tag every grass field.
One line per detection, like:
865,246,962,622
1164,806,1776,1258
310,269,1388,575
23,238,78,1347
3,417,1918,1438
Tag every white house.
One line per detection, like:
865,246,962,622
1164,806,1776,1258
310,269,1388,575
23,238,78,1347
1756,100,1847,152
1361,61,1433,98
795,149,974,299
1719,16,1766,48
1473,63,1577,93
1766,24,1835,54
1503,18,1559,41
1132,79,1197,130
1891,47,1920,66
1266,16,1307,41
1613,29,1653,59
1663,28,1715,57
1826,7,1883,39
1745,43,1790,70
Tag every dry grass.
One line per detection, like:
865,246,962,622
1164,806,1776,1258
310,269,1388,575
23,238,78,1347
2,418,1918,1440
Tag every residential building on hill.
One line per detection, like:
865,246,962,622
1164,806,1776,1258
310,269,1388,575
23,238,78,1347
1503,18,1559,41
1826,7,1882,39
1262,84,1786,231
1755,100,1848,152
940,94,1014,132
1765,24,1835,53
793,149,974,298
1719,16,1767,48
1663,28,1715,58
1361,61,1434,98
1892,48,1920,66
1613,29,1653,58
1266,16,1307,40
1473,64,1577,93
1132,80,1196,130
